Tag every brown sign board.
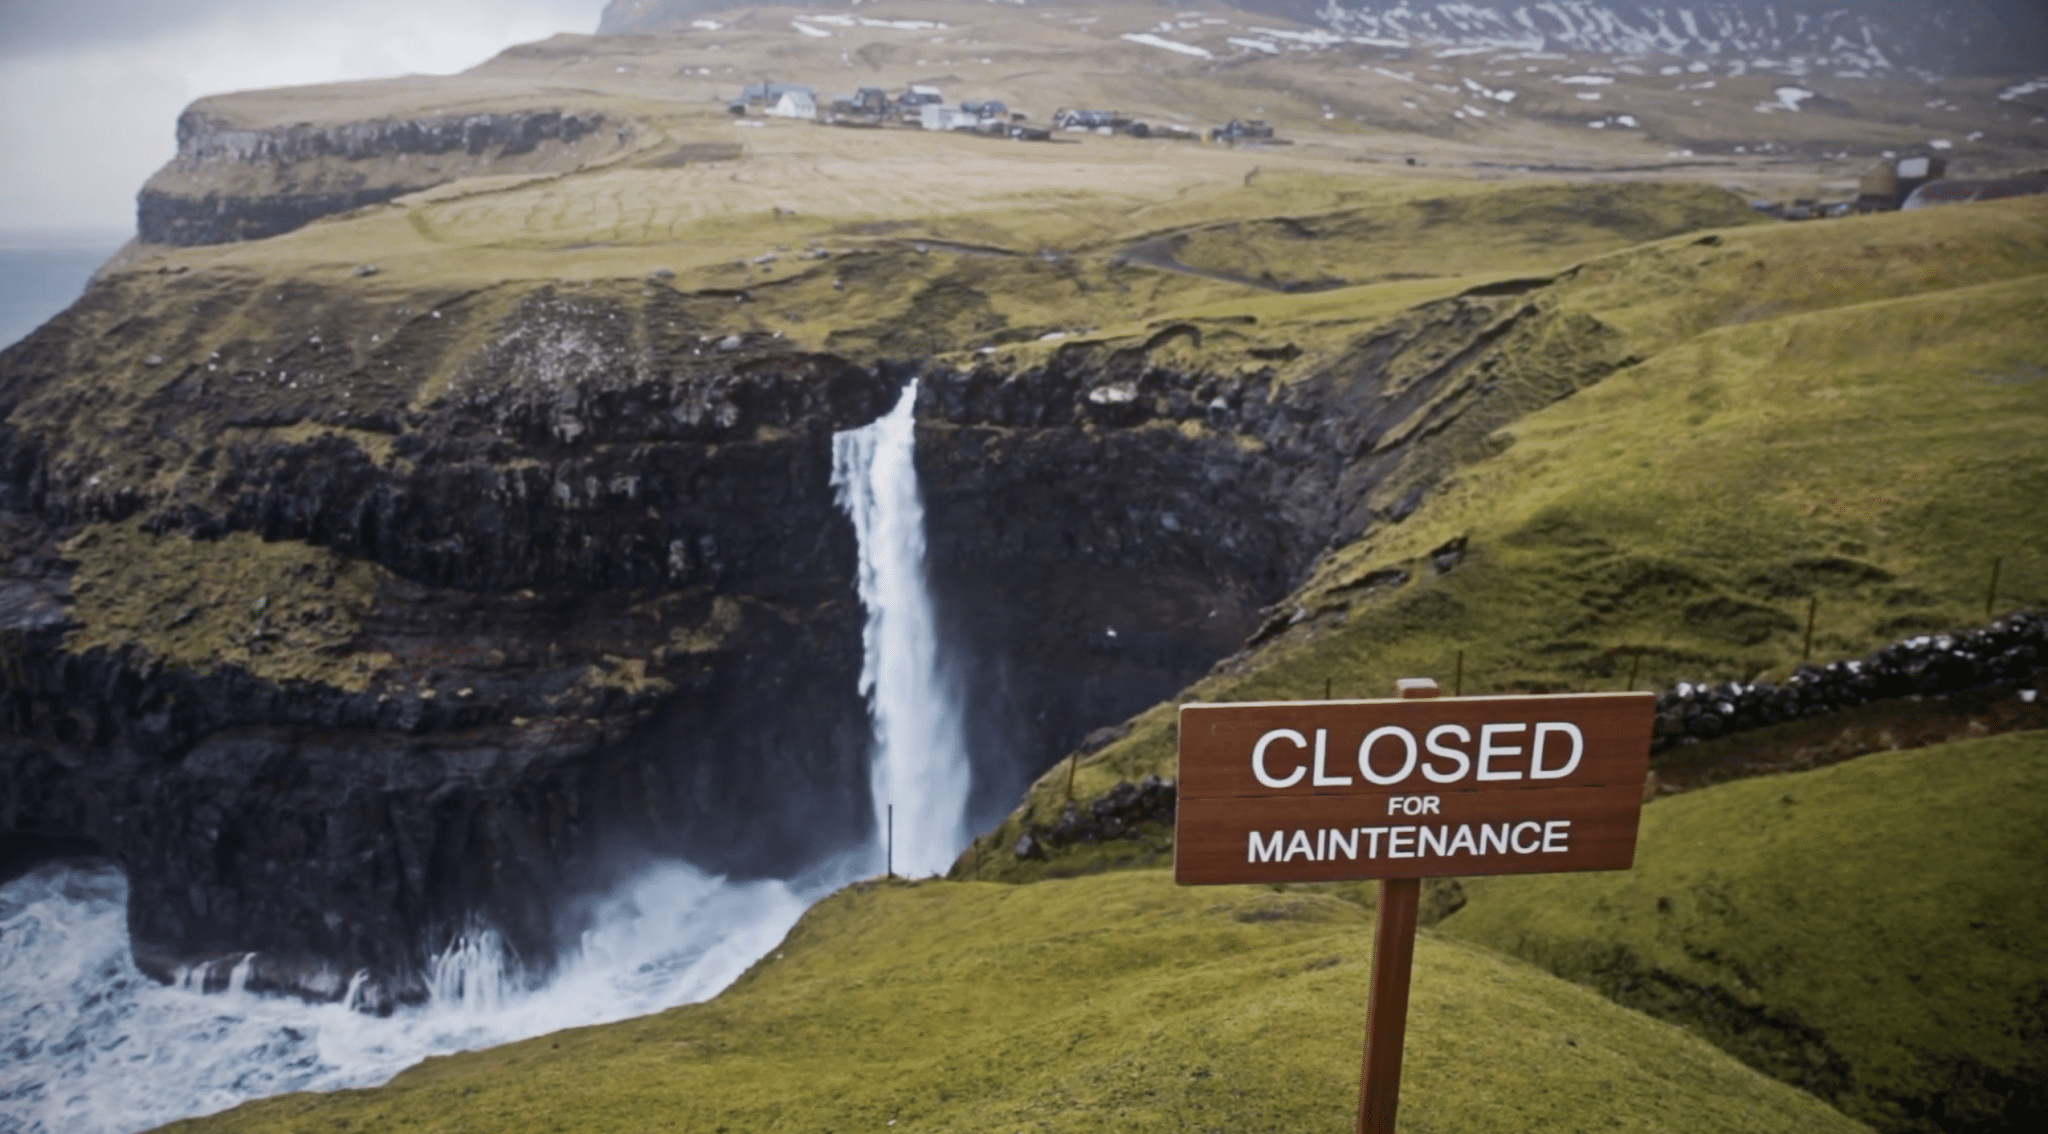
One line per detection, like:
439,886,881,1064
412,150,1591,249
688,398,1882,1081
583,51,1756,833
1175,692,1656,885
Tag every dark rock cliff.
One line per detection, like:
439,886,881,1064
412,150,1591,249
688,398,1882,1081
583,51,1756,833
0,258,1623,1003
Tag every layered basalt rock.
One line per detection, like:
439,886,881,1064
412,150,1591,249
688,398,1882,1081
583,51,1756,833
0,274,898,1003
137,105,629,246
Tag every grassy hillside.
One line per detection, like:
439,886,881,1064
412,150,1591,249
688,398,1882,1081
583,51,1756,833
1439,730,2048,1134
163,869,1866,1134
979,195,2048,881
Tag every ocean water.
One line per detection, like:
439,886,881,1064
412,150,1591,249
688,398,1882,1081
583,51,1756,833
0,231,129,351
0,380,968,1133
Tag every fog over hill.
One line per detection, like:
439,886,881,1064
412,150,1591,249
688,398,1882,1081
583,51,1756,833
598,0,2048,74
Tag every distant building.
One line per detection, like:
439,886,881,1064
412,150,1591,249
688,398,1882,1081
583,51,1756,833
769,90,817,120
1210,118,1275,143
741,81,814,106
920,105,974,131
1054,108,1124,132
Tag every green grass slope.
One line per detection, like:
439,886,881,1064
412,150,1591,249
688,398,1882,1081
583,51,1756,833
164,870,1865,1134
1438,730,2048,1134
977,196,2048,881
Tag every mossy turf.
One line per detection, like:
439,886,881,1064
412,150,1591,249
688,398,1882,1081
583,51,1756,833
62,521,394,691
1438,730,2048,1134
982,196,2048,879
163,870,1865,1134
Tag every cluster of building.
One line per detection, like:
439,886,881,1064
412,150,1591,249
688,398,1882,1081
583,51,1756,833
1757,155,2048,221
729,80,1280,146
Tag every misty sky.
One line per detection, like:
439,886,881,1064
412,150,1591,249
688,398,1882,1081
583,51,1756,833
0,0,607,233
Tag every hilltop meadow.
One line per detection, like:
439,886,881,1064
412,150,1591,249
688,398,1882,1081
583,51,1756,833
9,4,2044,1132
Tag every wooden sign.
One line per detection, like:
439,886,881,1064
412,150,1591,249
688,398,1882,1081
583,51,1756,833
1175,692,1655,884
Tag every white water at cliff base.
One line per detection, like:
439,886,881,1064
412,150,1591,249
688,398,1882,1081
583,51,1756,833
0,378,974,1133
0,857,842,1134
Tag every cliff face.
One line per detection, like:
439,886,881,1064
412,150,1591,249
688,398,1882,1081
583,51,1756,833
137,105,630,247
0,273,898,1004
0,245,1621,1001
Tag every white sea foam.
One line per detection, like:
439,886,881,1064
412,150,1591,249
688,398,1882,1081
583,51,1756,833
0,857,838,1134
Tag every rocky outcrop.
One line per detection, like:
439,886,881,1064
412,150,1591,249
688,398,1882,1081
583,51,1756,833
1653,613,2047,749
0,274,898,1003
137,106,629,246
0,249,1632,1002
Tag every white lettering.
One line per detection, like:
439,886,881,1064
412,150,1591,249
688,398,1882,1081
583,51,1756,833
1387,795,1442,815
1417,824,1448,857
1328,827,1358,860
1252,729,1309,788
1285,830,1316,861
1422,724,1472,783
1478,723,1527,781
1361,827,1387,857
1360,726,1418,785
1478,822,1510,855
1543,819,1570,852
1388,826,1416,858
1511,820,1542,853
1530,722,1584,780
1311,728,1351,786
1316,828,1328,861
1249,830,1284,862
1448,823,1478,856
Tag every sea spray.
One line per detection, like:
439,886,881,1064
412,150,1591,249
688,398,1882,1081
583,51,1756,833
831,378,974,876
0,859,823,1134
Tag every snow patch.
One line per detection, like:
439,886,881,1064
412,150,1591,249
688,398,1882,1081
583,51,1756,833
1773,86,1816,112
1120,33,1214,59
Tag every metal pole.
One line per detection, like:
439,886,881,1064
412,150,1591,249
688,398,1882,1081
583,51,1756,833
1359,677,1437,1134
886,804,893,878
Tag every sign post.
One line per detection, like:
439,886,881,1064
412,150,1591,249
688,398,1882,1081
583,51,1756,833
1174,680,1656,1132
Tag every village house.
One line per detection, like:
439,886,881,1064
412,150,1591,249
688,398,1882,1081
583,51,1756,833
768,90,817,121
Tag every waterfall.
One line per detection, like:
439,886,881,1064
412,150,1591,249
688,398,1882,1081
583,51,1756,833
0,380,973,1133
831,378,974,877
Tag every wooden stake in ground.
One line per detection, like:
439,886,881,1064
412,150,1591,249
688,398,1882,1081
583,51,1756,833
1358,677,1438,1133
1803,596,1819,661
1987,557,2002,620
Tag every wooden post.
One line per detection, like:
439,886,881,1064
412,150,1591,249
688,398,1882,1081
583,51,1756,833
1802,596,1818,661
1626,652,1641,693
1987,557,2002,620
1326,676,1334,700
1358,677,1438,1134
1064,750,1080,801
1452,651,1464,698
886,804,894,879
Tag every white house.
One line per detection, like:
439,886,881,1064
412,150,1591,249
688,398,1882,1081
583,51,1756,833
919,104,972,131
770,90,818,120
